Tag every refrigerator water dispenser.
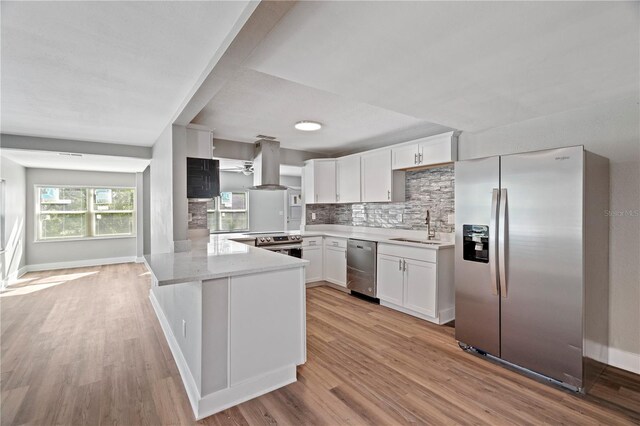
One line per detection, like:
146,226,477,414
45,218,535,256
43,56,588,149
462,225,489,263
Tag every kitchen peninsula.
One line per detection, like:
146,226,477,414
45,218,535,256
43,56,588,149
144,238,307,420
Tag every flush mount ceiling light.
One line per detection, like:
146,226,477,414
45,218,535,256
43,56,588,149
294,121,322,131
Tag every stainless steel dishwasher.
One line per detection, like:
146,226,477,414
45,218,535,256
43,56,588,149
346,239,377,298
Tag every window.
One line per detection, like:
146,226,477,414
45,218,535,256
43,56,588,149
207,192,249,232
36,186,135,241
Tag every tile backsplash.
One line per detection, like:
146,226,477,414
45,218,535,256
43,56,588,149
188,201,208,230
306,164,455,233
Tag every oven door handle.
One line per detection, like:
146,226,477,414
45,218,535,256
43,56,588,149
262,244,303,251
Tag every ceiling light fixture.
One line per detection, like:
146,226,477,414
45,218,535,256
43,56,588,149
294,121,322,131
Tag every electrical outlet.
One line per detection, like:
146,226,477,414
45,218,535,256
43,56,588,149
448,213,455,224
182,320,186,338
188,213,193,222
397,214,403,222
311,212,317,221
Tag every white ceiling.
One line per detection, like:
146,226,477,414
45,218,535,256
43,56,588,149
193,68,450,154
1,149,150,173
2,1,637,156
241,1,638,134
0,1,251,146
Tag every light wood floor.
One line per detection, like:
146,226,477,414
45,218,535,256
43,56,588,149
1,263,639,425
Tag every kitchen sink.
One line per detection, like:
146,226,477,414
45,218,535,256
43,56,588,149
389,238,442,245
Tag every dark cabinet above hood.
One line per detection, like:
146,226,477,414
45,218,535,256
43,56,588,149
187,157,220,199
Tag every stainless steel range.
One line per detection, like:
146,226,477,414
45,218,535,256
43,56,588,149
254,234,303,258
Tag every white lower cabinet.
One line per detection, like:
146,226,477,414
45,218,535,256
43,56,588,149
377,254,404,305
323,237,347,287
404,258,437,317
302,237,323,283
377,244,454,324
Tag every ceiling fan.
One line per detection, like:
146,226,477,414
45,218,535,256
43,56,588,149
221,161,254,175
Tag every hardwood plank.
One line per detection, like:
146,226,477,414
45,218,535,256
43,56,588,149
1,267,639,425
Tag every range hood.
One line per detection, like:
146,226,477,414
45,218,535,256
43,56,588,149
249,139,288,190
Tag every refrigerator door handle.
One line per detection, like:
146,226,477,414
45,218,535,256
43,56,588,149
499,188,508,298
489,188,500,296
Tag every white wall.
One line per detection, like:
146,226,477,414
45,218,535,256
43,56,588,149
172,125,189,249
25,168,137,267
220,170,252,192
458,95,640,372
150,124,174,254
219,171,302,232
0,156,26,284
143,165,151,255
280,175,301,188
249,190,286,232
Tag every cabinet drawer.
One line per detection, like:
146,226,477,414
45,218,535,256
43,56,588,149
324,237,347,249
302,236,323,247
378,243,436,263
302,237,322,247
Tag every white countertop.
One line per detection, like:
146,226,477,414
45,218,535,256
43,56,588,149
144,237,308,286
224,227,454,249
299,230,454,249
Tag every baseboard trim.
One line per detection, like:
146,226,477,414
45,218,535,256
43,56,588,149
196,365,296,421
148,290,201,417
608,347,640,374
380,300,447,325
135,256,145,263
322,281,351,293
438,306,456,324
1,266,28,288
26,256,136,272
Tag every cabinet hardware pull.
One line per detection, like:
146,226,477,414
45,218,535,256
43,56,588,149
387,190,391,200
399,259,402,270
414,153,418,164
419,152,423,163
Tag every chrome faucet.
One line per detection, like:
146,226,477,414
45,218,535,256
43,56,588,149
425,210,436,240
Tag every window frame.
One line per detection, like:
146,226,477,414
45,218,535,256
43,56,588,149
207,191,250,234
34,184,137,243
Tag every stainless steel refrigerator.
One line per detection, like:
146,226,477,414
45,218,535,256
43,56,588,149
454,145,610,392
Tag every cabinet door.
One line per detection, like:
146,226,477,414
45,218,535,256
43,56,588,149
419,132,455,165
377,254,404,305
324,247,347,287
303,162,315,205
404,258,437,317
336,155,361,203
392,143,420,170
361,150,392,202
315,160,337,203
303,247,323,283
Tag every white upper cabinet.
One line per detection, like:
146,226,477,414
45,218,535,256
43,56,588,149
361,149,405,203
392,131,458,170
336,155,361,203
304,160,336,204
361,150,392,202
419,131,457,166
392,143,422,170
305,131,456,204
